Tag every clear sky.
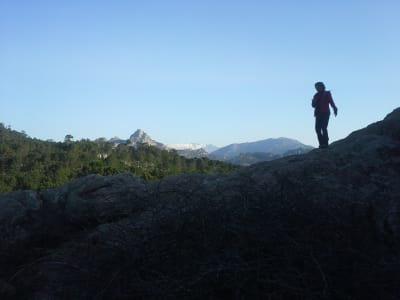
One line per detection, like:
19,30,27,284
1,0,399,147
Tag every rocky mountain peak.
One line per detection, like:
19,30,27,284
128,129,165,148
129,129,148,141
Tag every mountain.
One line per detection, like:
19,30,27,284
167,143,220,158
167,143,219,153
114,132,312,163
108,129,166,149
108,136,126,144
175,148,209,159
227,151,283,165
1,108,400,299
167,143,205,151
128,129,166,149
210,137,313,162
108,130,220,159
204,144,219,153
227,147,313,166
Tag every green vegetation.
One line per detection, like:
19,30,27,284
0,124,238,192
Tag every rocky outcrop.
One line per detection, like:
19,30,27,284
1,108,400,299
129,129,166,149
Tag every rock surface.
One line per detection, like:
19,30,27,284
1,108,400,299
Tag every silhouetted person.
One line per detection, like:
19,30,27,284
312,82,338,148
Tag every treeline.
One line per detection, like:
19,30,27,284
0,124,238,192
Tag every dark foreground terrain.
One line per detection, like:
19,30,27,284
1,108,400,299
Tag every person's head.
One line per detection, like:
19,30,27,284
315,82,326,92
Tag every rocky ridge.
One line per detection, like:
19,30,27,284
128,129,166,148
1,108,400,299
210,137,313,161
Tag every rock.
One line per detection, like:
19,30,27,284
0,190,41,247
0,279,16,299
41,173,148,226
0,190,40,225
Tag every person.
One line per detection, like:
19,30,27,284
311,82,338,148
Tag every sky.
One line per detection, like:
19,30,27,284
1,0,399,147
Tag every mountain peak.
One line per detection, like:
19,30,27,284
129,129,165,149
130,129,147,140
130,129,145,137
210,136,313,162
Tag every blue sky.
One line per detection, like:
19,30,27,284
1,0,399,147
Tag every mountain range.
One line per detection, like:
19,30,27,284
167,143,219,153
109,130,313,165
110,131,218,153
209,137,313,164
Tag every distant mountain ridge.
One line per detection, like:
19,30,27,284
227,148,312,166
174,148,209,159
210,137,314,162
167,143,219,153
109,130,313,163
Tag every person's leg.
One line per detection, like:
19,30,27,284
320,113,330,146
315,116,323,147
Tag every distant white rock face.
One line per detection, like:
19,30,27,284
129,129,152,144
129,129,165,149
167,143,204,151
108,129,166,149
168,143,219,153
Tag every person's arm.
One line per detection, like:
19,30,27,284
327,92,338,116
311,95,317,108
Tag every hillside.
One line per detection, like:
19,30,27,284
227,147,312,166
1,108,400,299
210,137,313,162
0,125,237,192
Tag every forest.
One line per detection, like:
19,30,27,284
0,123,238,192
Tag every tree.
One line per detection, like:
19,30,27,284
64,134,74,143
0,126,238,192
